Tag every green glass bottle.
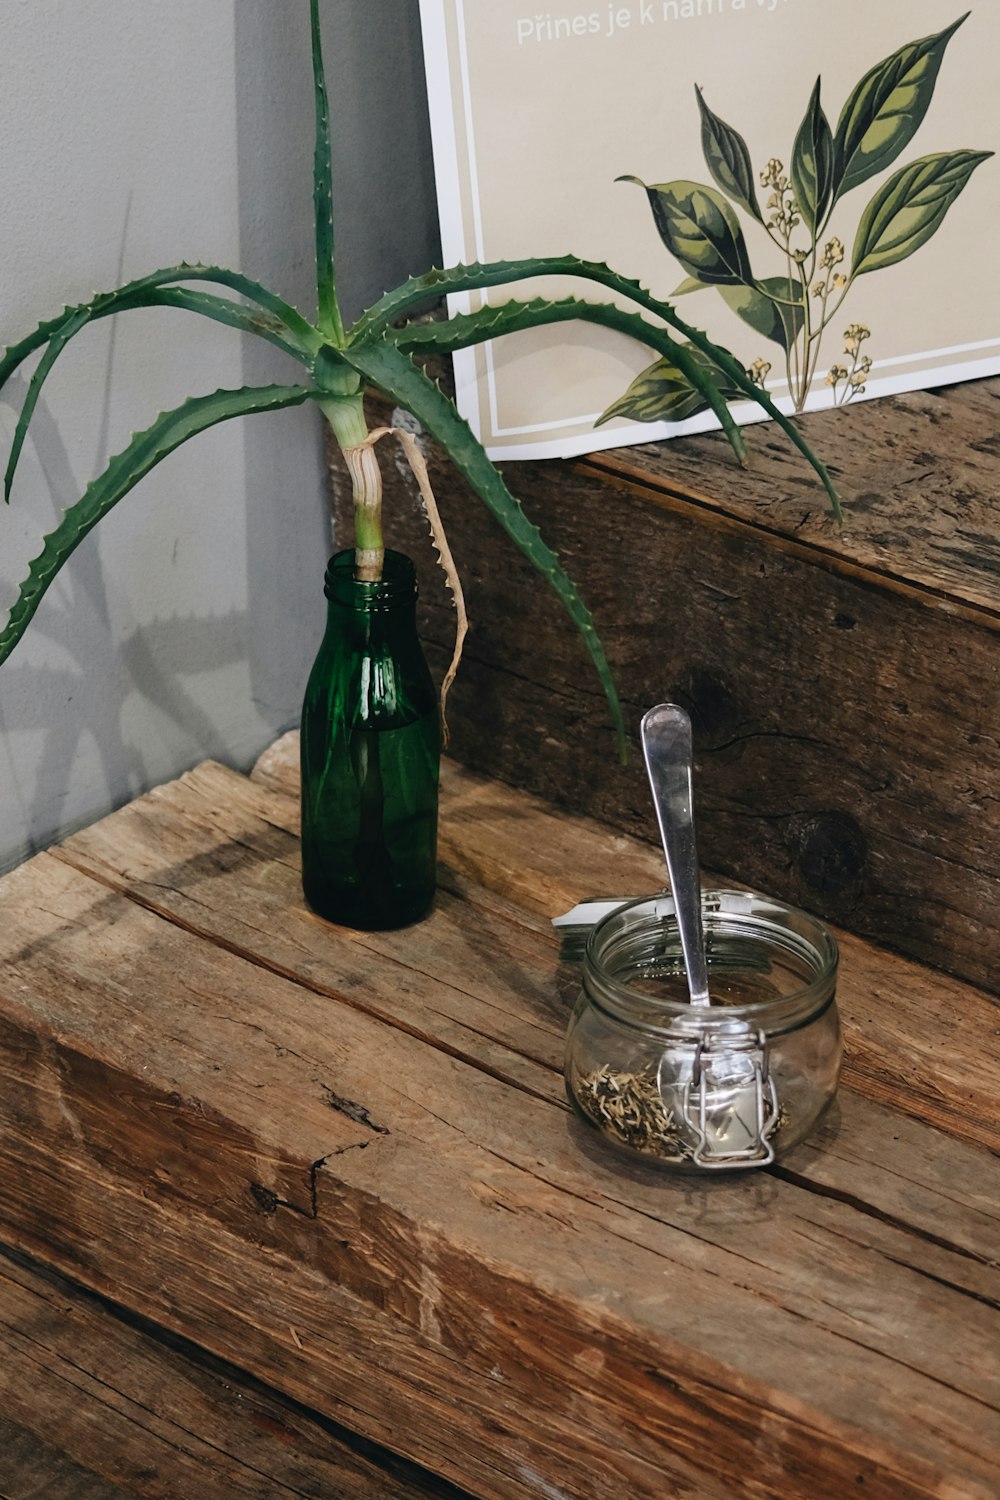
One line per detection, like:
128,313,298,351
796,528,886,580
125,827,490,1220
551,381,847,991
300,549,440,930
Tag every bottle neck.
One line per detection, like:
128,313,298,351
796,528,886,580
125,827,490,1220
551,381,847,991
324,548,418,614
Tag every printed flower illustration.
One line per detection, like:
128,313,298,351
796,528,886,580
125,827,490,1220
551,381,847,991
602,14,992,427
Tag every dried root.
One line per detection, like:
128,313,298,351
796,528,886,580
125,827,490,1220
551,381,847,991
359,425,468,745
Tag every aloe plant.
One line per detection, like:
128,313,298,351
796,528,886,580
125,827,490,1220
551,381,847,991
0,0,839,759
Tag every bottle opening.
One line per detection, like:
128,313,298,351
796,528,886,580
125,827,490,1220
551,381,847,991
324,549,418,610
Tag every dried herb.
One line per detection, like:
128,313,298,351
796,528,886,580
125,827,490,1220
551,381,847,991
576,1062,787,1161
576,1065,690,1160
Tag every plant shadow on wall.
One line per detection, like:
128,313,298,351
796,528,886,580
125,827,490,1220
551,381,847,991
0,307,262,871
0,0,839,927
606,13,991,425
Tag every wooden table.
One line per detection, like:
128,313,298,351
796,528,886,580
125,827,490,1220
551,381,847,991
0,734,997,1498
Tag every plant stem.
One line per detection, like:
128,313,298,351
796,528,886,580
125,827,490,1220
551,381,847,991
319,394,384,579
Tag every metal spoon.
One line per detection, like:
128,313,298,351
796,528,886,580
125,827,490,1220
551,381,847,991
640,703,711,1006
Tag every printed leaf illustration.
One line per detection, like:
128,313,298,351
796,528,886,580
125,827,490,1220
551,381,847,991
671,276,707,296
832,13,968,202
618,14,987,433
851,149,991,276
619,176,754,286
719,279,805,353
791,79,834,232
696,86,763,223
596,346,744,427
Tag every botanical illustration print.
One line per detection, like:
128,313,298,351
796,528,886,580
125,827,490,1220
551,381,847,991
601,13,991,428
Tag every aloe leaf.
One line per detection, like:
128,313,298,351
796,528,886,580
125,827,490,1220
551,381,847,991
791,79,834,233
612,288,841,519
5,305,88,502
832,14,969,202
350,256,641,343
156,267,321,351
388,295,747,463
0,264,322,397
4,288,311,503
309,0,343,344
144,287,314,359
644,295,842,519
353,254,726,349
340,339,627,761
353,255,840,515
0,383,313,666
850,149,992,277
695,86,763,223
668,311,842,521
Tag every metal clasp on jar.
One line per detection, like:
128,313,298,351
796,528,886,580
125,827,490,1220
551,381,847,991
673,1028,780,1169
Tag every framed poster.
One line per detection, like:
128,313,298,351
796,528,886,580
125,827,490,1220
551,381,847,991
419,1,999,460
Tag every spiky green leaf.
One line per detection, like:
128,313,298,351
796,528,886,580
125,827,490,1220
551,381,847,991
340,339,627,760
357,255,840,515
148,287,311,358
309,0,343,343
350,255,647,343
0,264,321,398
5,305,88,502
387,295,746,461
0,383,313,665
4,287,311,502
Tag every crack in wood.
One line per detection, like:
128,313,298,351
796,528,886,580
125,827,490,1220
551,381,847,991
702,728,835,757
319,1086,389,1135
250,1148,365,1224
770,1164,996,1271
875,1248,1000,1317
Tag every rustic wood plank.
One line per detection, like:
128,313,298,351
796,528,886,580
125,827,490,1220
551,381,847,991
0,1246,460,1499
1,1054,997,1500
333,380,1000,990
252,736,1000,1157
0,756,997,1497
1,1420,136,1500
586,380,1000,615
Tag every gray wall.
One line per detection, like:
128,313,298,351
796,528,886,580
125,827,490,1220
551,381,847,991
0,0,439,873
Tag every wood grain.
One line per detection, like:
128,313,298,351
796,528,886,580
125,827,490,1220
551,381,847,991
0,749,997,1497
331,379,1000,991
0,1247,458,1499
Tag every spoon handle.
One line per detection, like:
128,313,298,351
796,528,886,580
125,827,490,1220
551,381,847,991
640,703,711,1006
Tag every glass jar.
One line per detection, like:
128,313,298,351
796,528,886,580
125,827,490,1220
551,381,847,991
565,890,841,1171
300,549,440,930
